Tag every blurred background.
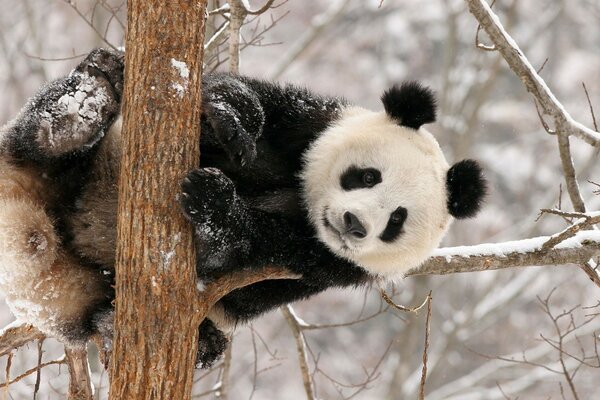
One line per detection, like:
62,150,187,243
0,0,599,398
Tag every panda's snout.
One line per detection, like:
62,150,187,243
343,212,367,239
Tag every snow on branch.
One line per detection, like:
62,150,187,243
0,323,44,357
407,230,600,277
465,0,600,148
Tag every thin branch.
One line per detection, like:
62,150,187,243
219,336,233,400
540,211,600,250
582,83,598,132
270,0,350,79
419,292,433,400
0,357,65,388
465,0,600,148
380,290,430,314
282,306,316,400
62,0,118,50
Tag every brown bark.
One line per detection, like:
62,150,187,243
108,1,208,399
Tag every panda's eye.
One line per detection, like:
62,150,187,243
362,171,376,186
390,207,407,225
380,206,407,243
341,166,382,190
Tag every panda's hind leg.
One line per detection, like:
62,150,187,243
0,48,123,161
0,164,59,283
196,318,229,368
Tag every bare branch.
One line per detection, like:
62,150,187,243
419,292,433,400
0,356,65,388
65,347,93,400
0,323,44,358
270,0,350,79
282,305,316,400
540,212,600,251
582,83,598,133
380,290,430,314
465,0,600,148
62,0,119,50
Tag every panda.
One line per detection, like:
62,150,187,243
0,48,486,366
0,49,122,345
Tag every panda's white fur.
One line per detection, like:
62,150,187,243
302,107,451,277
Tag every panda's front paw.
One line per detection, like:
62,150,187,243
203,102,257,167
180,168,236,226
74,48,125,100
201,75,264,168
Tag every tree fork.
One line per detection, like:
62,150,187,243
109,1,208,398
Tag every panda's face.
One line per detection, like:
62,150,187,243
301,107,452,277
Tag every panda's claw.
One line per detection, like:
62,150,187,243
203,102,258,168
180,168,236,225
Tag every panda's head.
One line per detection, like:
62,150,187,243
301,82,486,278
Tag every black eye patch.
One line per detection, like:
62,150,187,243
379,206,407,243
340,166,382,191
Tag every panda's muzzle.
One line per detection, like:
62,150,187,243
343,212,367,239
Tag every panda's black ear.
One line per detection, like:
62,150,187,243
446,159,487,219
381,81,436,130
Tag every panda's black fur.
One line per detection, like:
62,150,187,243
0,49,486,367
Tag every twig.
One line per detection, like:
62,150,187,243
0,357,65,388
380,290,430,314
419,292,433,400
34,339,44,399
219,336,233,400
582,83,598,132
62,0,118,50
539,211,600,251
465,0,600,147
270,0,350,79
282,306,316,400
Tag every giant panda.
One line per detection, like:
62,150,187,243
0,48,486,366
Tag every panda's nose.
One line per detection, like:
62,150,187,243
343,212,367,239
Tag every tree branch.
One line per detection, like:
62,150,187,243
407,231,600,277
65,347,93,400
282,305,317,400
200,266,301,311
465,0,600,148
0,323,44,358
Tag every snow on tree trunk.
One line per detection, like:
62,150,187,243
109,1,207,398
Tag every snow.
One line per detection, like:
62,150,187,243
432,230,600,260
160,250,175,269
170,58,190,98
170,58,190,79
171,82,186,98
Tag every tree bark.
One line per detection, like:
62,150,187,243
109,1,208,399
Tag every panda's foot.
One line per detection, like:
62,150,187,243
180,168,237,226
196,319,228,368
74,48,125,101
12,49,124,160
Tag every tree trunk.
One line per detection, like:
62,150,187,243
109,1,207,398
